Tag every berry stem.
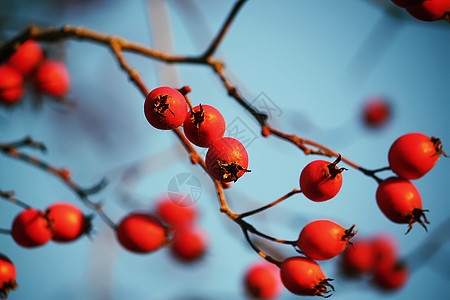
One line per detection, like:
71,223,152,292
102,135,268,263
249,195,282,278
0,228,12,235
182,93,195,112
237,218,295,245
241,227,282,267
202,0,248,58
237,189,301,219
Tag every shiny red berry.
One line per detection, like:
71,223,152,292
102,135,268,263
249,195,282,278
388,133,445,180
205,137,250,182
144,86,188,130
46,202,90,242
280,256,334,297
183,104,226,147
299,155,346,202
11,208,53,248
296,220,357,261
376,177,429,233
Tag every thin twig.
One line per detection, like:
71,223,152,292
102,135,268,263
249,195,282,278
241,227,281,267
0,145,116,229
202,0,248,57
237,189,302,219
0,190,31,209
109,39,149,96
237,218,296,245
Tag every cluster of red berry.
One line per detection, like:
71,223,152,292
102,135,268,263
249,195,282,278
377,132,445,233
391,0,450,21
1,202,89,297
274,157,350,297
340,232,408,291
116,194,208,263
0,40,70,105
11,202,90,248
1,195,210,297
144,86,250,183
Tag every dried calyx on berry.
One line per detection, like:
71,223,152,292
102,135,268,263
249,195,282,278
190,103,205,128
217,160,251,182
153,94,174,117
326,155,348,179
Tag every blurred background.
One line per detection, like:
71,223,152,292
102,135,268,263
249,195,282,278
0,0,449,299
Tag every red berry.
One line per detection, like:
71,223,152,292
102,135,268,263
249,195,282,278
296,220,357,261
373,262,409,291
388,133,444,179
244,261,282,299
372,233,399,272
170,226,208,263
406,0,449,21
7,40,43,75
299,155,346,202
116,212,167,253
280,256,334,297
362,96,391,128
0,254,17,299
205,137,250,182
155,195,197,228
144,86,188,130
46,202,90,242
34,60,70,97
183,104,226,147
376,177,429,233
11,208,53,248
391,0,426,8
0,65,24,105
340,238,376,276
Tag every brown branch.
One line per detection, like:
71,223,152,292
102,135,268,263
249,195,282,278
0,141,116,229
109,39,149,96
0,20,382,182
202,0,248,57
209,58,268,125
0,25,205,64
